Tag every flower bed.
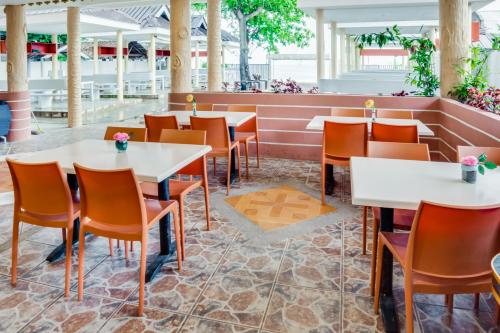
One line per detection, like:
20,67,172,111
464,87,500,115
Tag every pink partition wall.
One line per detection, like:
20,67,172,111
0,91,31,141
171,92,499,162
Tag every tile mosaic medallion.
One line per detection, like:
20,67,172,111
225,185,335,231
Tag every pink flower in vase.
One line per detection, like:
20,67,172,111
461,155,478,167
113,132,130,142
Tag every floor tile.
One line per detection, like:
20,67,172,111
180,317,258,333
0,240,56,276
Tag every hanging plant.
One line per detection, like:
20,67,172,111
354,26,439,97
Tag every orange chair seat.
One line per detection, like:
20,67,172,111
372,207,415,230
140,179,202,200
19,199,80,227
235,132,256,143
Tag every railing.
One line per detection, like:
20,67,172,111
362,64,407,70
223,64,270,83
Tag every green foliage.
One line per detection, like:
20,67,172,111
27,33,67,44
477,153,497,175
355,26,439,97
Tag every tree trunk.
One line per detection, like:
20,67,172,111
238,17,251,89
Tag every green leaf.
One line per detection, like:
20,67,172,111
478,165,485,175
484,161,497,170
478,153,487,162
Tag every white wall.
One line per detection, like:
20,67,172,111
488,52,500,87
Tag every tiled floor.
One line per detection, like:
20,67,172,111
0,123,499,332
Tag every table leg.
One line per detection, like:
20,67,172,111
228,126,239,184
145,178,178,283
325,164,334,195
46,174,80,263
379,207,398,333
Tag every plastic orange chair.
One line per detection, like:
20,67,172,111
74,164,182,316
457,146,500,164
331,107,366,117
140,129,210,260
321,121,368,204
190,116,240,195
374,201,500,333
7,159,79,297
371,122,419,143
367,141,430,294
376,109,414,119
104,126,147,142
226,104,259,178
185,103,213,111
144,114,179,142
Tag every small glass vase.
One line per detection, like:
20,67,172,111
192,102,197,116
461,164,477,184
115,140,128,153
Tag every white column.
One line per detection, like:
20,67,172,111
5,5,28,93
221,45,226,82
346,36,352,72
149,34,157,95
93,38,99,74
124,54,129,74
339,29,346,74
439,0,470,97
207,0,222,91
355,45,361,70
51,33,58,79
170,0,192,93
116,30,124,101
67,7,81,128
194,41,200,88
315,9,325,81
330,22,337,79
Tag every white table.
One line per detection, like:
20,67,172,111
306,116,434,137
350,157,500,331
16,139,212,282
167,111,256,128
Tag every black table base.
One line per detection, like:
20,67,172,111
223,126,239,185
325,164,334,195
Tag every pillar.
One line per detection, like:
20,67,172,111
149,34,156,95
439,0,470,97
355,45,361,70
221,45,226,82
93,38,99,74
207,0,222,91
339,29,346,74
51,33,58,79
346,34,352,72
5,5,30,141
67,7,81,127
124,54,129,74
194,41,200,88
116,30,124,101
315,9,325,81
330,22,337,79
170,0,192,93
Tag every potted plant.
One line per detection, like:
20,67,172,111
113,132,130,153
460,153,497,184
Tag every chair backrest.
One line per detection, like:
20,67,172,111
227,105,258,133
185,103,213,111
407,201,500,279
331,107,366,117
456,146,500,164
75,164,147,231
144,114,179,142
377,109,413,119
104,126,147,142
367,141,430,161
323,121,368,159
160,129,207,176
371,122,419,143
7,159,72,215
190,116,230,150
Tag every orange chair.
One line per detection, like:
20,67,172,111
140,129,210,260
371,122,419,143
321,121,368,205
227,104,259,178
144,114,179,142
376,109,414,119
74,164,182,316
457,146,500,164
374,201,500,333
366,141,430,294
7,160,79,297
185,103,213,111
190,116,240,195
104,126,147,142
331,107,366,117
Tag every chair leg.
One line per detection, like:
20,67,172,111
446,294,454,312
124,241,129,259
77,227,86,301
203,184,211,231
61,228,66,243
138,234,147,317
226,153,231,196
373,235,385,313
108,238,114,256
236,145,241,179
404,285,414,333
130,241,134,252
64,226,73,297
255,138,260,168
370,217,379,296
213,157,217,176
362,206,367,255
321,162,326,205
178,198,186,261
244,141,249,179
11,219,20,286
172,206,182,271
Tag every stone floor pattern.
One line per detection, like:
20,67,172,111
0,124,499,333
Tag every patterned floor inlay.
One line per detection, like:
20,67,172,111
225,185,335,231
